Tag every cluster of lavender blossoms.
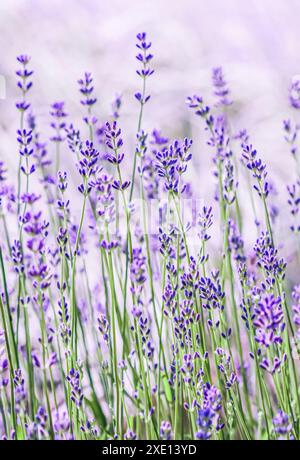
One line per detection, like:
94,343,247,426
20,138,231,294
0,33,300,441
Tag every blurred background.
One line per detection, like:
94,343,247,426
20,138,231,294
1,0,300,252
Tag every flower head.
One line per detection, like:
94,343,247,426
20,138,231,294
273,410,292,438
212,67,232,107
253,294,285,347
289,75,300,109
50,102,68,142
16,54,33,112
135,32,154,105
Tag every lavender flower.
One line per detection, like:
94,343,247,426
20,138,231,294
78,72,98,130
111,93,122,119
228,219,245,263
254,231,286,285
199,271,225,311
212,67,232,107
16,55,33,113
198,206,213,242
77,140,100,194
273,410,292,439
0,161,7,182
0,351,8,389
104,121,126,168
283,119,300,157
25,407,49,439
208,115,231,164
13,369,26,412
50,102,68,143
253,294,285,347
78,72,97,108
130,247,147,298
287,181,300,232
97,314,110,344
195,407,214,440
223,159,237,204
124,428,137,440
289,75,300,109
186,95,213,127
242,144,270,198
135,32,154,105
66,368,84,408
17,129,35,176
155,138,192,193
292,285,300,338
11,240,24,273
53,410,70,439
65,123,82,153
160,421,173,440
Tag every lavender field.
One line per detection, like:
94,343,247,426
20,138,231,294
1,0,300,441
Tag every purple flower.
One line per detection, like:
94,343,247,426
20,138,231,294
124,428,137,440
228,219,245,263
65,123,82,153
16,54,33,112
66,368,84,408
186,95,212,125
242,144,266,181
0,161,7,182
104,121,125,165
53,410,70,439
289,75,300,109
283,119,300,156
91,173,115,224
78,72,97,108
17,129,33,155
242,144,270,198
223,160,237,204
0,353,9,389
78,72,98,129
11,240,24,273
80,419,100,438
212,67,232,107
50,102,68,143
57,170,68,193
111,93,122,119
130,248,147,290
292,285,300,338
25,406,49,440
195,407,214,440
135,32,154,104
160,421,173,440
97,314,110,344
208,115,231,164
287,181,300,232
77,140,100,194
254,231,286,285
13,369,26,411
203,383,222,413
273,410,292,438
253,294,285,347
100,239,118,252
58,295,71,346
150,129,169,147
162,280,178,318
198,206,213,242
35,406,48,437
17,129,36,176
155,138,192,193
199,272,225,311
